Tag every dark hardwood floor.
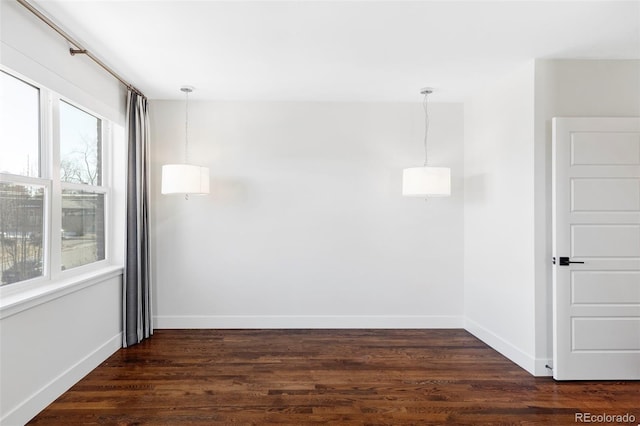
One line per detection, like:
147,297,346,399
29,329,639,425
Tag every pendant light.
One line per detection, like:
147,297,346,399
402,88,451,197
161,86,210,199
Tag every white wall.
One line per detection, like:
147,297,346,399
0,273,122,425
533,59,640,371
0,2,126,424
463,61,538,373
151,101,464,328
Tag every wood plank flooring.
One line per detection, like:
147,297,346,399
29,329,639,425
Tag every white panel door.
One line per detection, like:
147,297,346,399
552,117,640,380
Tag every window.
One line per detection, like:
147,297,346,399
59,101,106,270
0,71,44,285
0,69,112,286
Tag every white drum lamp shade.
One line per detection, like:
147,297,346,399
402,166,451,197
161,164,210,195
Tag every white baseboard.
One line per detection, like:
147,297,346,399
464,318,551,377
154,314,464,329
1,332,122,426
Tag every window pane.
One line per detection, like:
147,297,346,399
60,101,102,185
61,190,105,270
0,182,44,285
0,71,40,177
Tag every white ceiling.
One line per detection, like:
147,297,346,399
33,0,640,102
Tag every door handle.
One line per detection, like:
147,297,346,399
553,257,585,266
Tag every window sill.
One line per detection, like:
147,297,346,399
0,265,124,320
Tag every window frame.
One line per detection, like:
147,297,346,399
0,67,114,294
56,96,111,274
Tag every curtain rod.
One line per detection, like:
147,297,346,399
16,0,146,98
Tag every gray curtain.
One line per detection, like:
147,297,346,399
123,90,153,347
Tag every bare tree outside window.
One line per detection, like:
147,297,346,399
59,101,105,270
0,183,44,285
60,137,99,185
60,101,102,186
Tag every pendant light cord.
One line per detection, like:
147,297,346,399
423,91,430,166
180,86,194,200
184,89,190,164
